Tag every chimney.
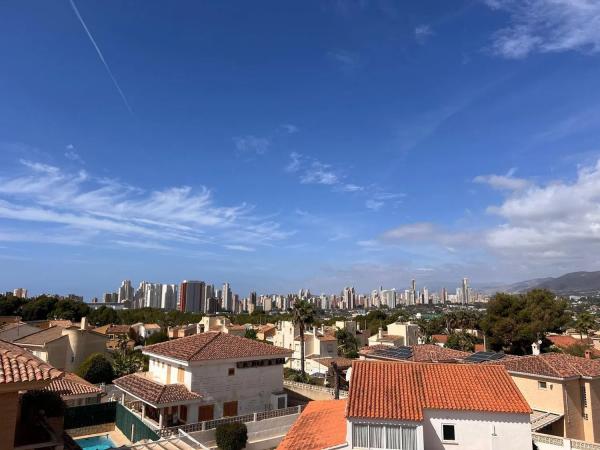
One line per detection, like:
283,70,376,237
80,317,87,330
531,341,540,356
585,350,592,359
378,327,384,340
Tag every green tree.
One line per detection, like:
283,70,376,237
215,423,248,450
481,289,569,355
76,353,115,384
21,296,58,321
88,306,120,327
445,331,477,352
574,312,597,340
112,349,144,378
50,299,90,321
335,327,359,358
145,331,169,345
291,299,315,378
244,328,258,340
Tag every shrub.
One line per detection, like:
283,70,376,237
76,352,115,384
215,422,248,450
145,331,168,345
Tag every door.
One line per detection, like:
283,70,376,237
198,404,214,421
223,401,238,417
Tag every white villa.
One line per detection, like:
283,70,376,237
114,331,292,429
278,360,533,450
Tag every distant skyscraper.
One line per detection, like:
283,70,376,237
343,287,356,310
179,280,205,313
118,280,134,303
222,283,232,311
161,284,178,310
13,288,27,299
462,278,470,305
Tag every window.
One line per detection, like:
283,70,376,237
538,381,547,390
179,405,188,422
228,368,235,376
442,424,456,442
351,423,416,449
277,396,286,409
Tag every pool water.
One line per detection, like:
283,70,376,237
74,435,115,450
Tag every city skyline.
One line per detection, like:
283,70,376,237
2,2,600,297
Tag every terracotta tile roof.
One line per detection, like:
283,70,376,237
347,360,531,421
431,334,449,344
114,373,201,406
474,343,486,352
317,334,338,342
144,332,292,362
13,326,66,346
277,400,347,450
547,335,584,348
0,340,62,384
310,357,354,370
359,344,470,363
46,372,102,398
94,324,131,335
487,353,600,379
143,323,161,330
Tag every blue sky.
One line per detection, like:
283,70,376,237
2,0,600,298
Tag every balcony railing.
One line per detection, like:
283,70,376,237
157,405,303,438
283,379,349,398
532,432,600,450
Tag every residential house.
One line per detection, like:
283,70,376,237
45,372,103,407
359,344,470,364
305,356,353,384
0,321,41,342
256,323,277,342
93,323,134,349
132,323,162,340
367,322,420,347
113,331,292,429
0,340,63,449
197,316,247,336
14,320,109,372
168,324,197,339
278,360,532,450
485,351,600,443
274,321,338,372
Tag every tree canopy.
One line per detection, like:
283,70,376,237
481,289,569,355
76,353,115,384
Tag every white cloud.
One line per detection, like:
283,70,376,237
286,152,302,173
415,25,433,44
473,172,530,190
281,124,299,134
233,135,271,155
486,0,600,58
224,244,255,252
340,184,364,192
301,162,339,185
64,145,84,164
0,159,291,250
328,50,360,69
365,199,384,211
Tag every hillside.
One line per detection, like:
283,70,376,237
500,271,600,296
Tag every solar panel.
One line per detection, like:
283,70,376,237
372,346,413,360
464,351,506,363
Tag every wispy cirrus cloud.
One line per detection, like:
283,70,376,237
0,158,292,251
328,49,360,71
286,153,403,211
473,168,530,191
415,24,434,44
485,0,600,59
233,135,271,155
64,144,84,164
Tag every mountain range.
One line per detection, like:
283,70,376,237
490,271,600,296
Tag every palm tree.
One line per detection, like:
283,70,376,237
574,312,597,341
291,299,315,378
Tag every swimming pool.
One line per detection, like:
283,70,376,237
74,435,115,450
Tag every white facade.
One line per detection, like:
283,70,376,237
339,410,531,450
146,351,287,423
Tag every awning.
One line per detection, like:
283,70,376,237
530,410,563,431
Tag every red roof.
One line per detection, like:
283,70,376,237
277,400,347,450
360,344,470,363
46,372,102,398
144,331,292,362
488,353,600,379
347,360,531,421
547,335,581,348
0,340,62,385
114,373,201,406
431,334,448,344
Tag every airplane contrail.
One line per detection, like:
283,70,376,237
69,0,134,114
